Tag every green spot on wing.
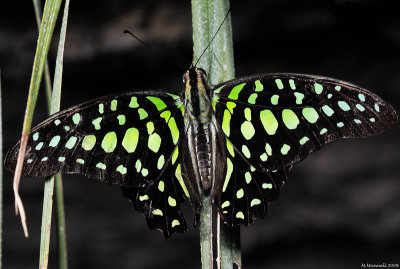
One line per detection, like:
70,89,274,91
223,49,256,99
160,110,171,122
101,132,117,153
172,219,180,227
122,128,139,153
223,158,233,192
241,121,255,140
146,121,155,134
171,147,179,164
247,93,258,104
129,97,139,108
222,109,232,137
289,79,296,90
168,196,177,207
92,117,102,130
168,117,179,144
111,99,118,111
116,165,127,175
322,105,334,116
147,96,167,111
282,109,299,130
221,201,230,208
294,92,304,105
241,145,251,158
82,135,96,151
227,83,246,100
135,159,142,172
49,135,61,147
226,139,235,157
157,155,165,170
251,199,261,207
245,172,252,184
117,115,126,125
175,164,190,197
281,144,291,155
236,211,245,219
148,133,161,153
299,136,309,145
158,181,165,192
99,103,104,114
96,162,106,170
275,79,284,89
153,209,163,216
65,136,77,149
262,183,272,189
236,188,244,199
271,95,279,105
138,108,148,120
139,195,149,201
314,83,323,94
255,80,263,92
338,101,351,111
72,113,81,124
260,110,278,135
302,107,319,123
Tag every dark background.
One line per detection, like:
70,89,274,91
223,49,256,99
1,0,399,268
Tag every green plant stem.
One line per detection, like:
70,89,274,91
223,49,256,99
192,2,213,268
192,0,241,268
53,1,70,268
38,0,69,268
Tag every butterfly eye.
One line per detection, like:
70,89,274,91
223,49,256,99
197,68,207,78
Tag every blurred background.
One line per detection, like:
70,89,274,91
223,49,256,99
1,0,399,268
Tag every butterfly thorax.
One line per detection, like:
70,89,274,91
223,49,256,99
183,67,215,192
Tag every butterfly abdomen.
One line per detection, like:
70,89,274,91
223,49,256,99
193,122,213,190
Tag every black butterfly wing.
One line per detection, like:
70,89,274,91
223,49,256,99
212,73,397,226
5,90,196,238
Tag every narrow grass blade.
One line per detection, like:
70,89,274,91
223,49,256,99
33,0,53,114
39,0,70,268
12,0,62,237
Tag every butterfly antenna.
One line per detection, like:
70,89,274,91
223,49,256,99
194,7,231,67
123,30,185,71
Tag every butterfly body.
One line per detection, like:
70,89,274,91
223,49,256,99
182,67,217,192
5,68,397,238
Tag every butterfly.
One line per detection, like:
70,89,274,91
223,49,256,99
5,67,397,238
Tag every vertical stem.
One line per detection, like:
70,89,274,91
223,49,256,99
192,1,214,268
192,0,241,268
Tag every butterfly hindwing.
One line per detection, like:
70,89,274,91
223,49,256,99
213,137,291,226
5,90,193,238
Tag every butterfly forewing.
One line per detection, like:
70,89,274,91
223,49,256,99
5,90,193,238
213,74,397,172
